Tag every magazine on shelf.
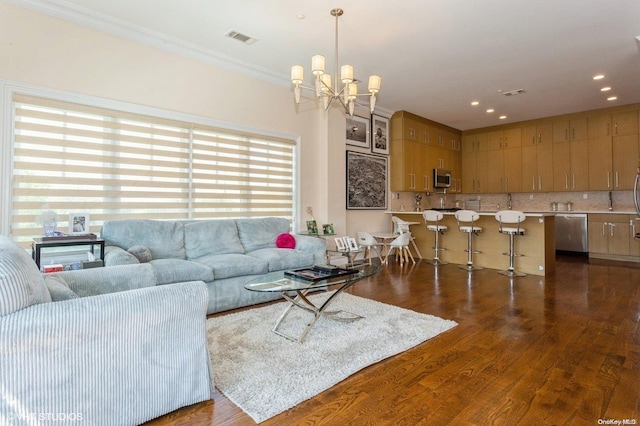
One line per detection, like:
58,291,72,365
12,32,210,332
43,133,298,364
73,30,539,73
284,265,359,282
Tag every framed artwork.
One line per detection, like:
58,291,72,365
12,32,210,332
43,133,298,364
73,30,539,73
322,223,335,235
306,220,318,235
346,151,388,210
346,115,370,148
69,212,90,235
371,114,390,155
334,237,347,252
346,237,359,252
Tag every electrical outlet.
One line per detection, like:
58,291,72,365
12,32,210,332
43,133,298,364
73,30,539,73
529,194,534,200
583,193,588,200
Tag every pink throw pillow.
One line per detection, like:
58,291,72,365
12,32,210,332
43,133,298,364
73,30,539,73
276,233,296,249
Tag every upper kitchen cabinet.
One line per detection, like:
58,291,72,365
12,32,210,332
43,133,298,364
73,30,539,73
390,111,462,192
552,117,587,143
521,123,553,192
486,127,522,150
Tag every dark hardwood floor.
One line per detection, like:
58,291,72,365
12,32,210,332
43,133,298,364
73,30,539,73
147,255,640,425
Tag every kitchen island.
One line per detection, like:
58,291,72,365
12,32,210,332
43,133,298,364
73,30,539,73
389,211,555,276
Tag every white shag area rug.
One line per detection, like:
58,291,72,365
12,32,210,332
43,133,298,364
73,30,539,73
206,292,457,423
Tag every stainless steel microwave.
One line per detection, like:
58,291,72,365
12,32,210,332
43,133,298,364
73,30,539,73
433,168,451,188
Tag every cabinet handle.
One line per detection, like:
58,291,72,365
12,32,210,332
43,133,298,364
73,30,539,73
615,171,619,188
538,134,542,144
615,122,618,135
606,124,610,136
572,173,575,189
565,174,568,190
610,223,615,237
538,176,542,191
607,172,611,189
602,222,607,236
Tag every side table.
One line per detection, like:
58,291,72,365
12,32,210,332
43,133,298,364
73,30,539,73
32,238,105,270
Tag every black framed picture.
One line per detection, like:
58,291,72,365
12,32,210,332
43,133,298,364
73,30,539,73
371,114,390,155
346,151,388,210
346,115,370,148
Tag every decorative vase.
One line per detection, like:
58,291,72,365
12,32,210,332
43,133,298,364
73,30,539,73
43,220,57,236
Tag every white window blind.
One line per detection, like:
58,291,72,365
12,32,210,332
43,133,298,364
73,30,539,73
11,94,295,245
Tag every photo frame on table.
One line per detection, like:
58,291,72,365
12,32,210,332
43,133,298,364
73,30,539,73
346,115,370,148
346,151,388,210
334,237,347,252
371,114,390,155
306,220,318,235
69,212,90,235
346,237,359,252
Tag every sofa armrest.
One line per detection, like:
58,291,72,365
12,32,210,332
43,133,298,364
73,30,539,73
0,281,213,425
104,245,140,266
49,263,157,297
294,234,327,264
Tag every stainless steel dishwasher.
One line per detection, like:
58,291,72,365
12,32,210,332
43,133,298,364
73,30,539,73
554,213,588,253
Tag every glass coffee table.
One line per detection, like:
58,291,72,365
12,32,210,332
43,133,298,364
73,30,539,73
245,262,382,343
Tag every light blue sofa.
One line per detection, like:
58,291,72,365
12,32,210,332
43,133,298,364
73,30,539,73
100,217,327,314
0,236,213,425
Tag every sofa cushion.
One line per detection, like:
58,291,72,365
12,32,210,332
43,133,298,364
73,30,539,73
101,219,186,260
236,218,290,253
192,254,268,280
0,236,52,316
150,258,214,285
127,245,152,263
247,248,315,272
43,275,79,301
276,233,296,249
184,220,245,259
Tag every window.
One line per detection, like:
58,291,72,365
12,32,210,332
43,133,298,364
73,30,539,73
10,93,296,246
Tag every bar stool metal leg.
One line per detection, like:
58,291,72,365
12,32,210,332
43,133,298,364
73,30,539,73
458,230,482,271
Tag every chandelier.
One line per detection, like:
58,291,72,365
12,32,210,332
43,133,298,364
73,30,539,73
290,8,381,116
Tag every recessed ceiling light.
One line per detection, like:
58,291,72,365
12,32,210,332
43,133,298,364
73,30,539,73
486,108,494,113
471,101,479,106
296,14,305,20
601,87,612,92
593,74,605,80
499,115,507,120
607,96,618,101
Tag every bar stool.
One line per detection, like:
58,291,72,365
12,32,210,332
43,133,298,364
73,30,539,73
422,210,447,265
391,216,423,259
384,232,415,266
454,210,482,271
356,232,384,264
495,210,527,277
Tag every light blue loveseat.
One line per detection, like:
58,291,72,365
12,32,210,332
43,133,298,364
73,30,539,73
0,236,213,425
100,217,327,314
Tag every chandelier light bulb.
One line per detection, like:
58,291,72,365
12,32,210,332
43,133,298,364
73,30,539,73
368,75,381,93
320,73,332,93
290,65,303,85
311,55,325,75
341,65,354,84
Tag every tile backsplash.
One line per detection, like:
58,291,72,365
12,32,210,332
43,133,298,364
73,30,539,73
390,190,637,213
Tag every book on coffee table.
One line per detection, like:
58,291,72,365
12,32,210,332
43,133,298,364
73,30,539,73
284,265,359,282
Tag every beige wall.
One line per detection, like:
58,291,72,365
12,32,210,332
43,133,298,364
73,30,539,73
0,2,391,237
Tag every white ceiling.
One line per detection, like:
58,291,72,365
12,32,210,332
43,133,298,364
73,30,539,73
12,0,640,130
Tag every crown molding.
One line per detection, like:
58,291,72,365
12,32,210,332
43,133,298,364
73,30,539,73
5,0,290,88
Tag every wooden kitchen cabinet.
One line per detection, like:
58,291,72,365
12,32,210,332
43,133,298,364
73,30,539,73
588,214,633,259
630,218,640,258
611,110,639,136
552,117,587,143
553,139,589,191
521,123,553,192
612,134,639,190
390,111,461,192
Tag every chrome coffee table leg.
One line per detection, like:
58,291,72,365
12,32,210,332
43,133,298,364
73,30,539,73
272,282,363,343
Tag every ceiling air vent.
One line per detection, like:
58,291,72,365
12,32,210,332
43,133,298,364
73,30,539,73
503,89,526,96
225,30,258,45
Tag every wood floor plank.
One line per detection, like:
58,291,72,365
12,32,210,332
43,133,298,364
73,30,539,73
146,255,640,425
